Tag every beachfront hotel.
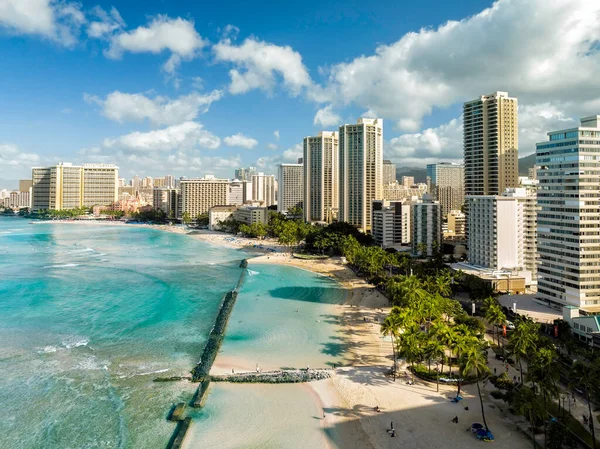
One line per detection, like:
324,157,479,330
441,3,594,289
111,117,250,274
180,176,230,217
536,116,600,312
31,163,118,211
251,173,276,207
339,118,384,232
303,131,339,223
426,162,464,218
463,91,519,196
277,163,304,214
153,187,181,218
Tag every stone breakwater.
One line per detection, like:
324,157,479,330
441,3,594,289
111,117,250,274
211,369,332,384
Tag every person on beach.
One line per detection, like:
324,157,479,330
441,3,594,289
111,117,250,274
452,416,459,424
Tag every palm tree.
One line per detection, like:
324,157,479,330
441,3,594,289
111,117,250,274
528,348,558,448
381,315,400,381
485,303,506,346
461,344,491,431
512,386,545,449
399,276,427,308
570,361,598,449
508,319,538,383
397,326,423,383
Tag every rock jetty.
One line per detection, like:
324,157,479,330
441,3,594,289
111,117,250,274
211,369,332,384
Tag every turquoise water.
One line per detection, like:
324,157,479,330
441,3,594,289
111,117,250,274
0,218,348,449
0,218,248,449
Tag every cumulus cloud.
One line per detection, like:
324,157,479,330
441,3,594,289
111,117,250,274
0,0,85,47
322,0,600,131
106,15,207,73
273,130,280,141
255,143,302,173
103,121,220,152
223,133,258,149
213,37,312,95
84,90,223,126
0,143,41,179
313,105,341,128
87,5,124,39
267,143,278,150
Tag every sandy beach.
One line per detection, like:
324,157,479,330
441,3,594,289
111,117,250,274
250,253,532,449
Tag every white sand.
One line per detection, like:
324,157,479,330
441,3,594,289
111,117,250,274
252,254,531,449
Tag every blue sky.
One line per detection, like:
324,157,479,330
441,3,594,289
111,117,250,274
1,0,600,186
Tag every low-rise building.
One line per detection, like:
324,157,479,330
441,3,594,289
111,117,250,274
233,206,269,226
445,210,466,239
209,205,238,230
562,306,600,347
411,195,441,256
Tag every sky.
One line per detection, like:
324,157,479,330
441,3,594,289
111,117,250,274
1,0,600,187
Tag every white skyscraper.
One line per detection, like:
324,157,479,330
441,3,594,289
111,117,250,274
277,163,303,214
303,131,339,223
411,195,441,256
339,118,383,232
251,173,276,207
536,116,600,310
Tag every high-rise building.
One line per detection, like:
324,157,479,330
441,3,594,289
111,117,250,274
132,175,140,192
19,179,32,192
153,187,181,218
235,167,257,182
382,182,428,202
339,118,383,232
536,116,600,310
401,176,414,188
2,191,30,209
372,200,411,248
426,163,464,217
411,195,441,256
463,91,518,196
251,173,276,207
504,187,538,280
277,163,303,214
303,131,339,223
446,210,466,239
383,160,396,184
31,163,118,211
180,176,230,218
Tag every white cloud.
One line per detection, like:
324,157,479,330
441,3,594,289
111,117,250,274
213,37,311,95
0,143,41,179
87,6,124,39
313,105,341,128
103,121,220,152
84,90,223,126
273,130,280,141
267,143,278,150
223,133,258,149
255,143,302,173
106,15,207,74
322,0,600,131
0,0,85,47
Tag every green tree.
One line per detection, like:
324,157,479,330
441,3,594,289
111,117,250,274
512,386,545,449
461,344,491,431
570,361,599,449
196,213,209,226
182,211,191,225
397,325,423,383
381,314,401,381
485,301,506,346
547,421,576,449
527,348,558,448
508,318,539,384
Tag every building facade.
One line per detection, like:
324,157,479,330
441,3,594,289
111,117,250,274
445,210,466,239
19,179,32,192
251,173,276,207
233,206,269,225
401,176,414,188
536,116,600,311
277,163,304,214
180,177,229,217
372,200,411,248
383,160,396,184
382,182,427,202
339,118,383,232
426,163,464,217
209,205,238,230
235,167,257,182
153,187,181,218
411,195,441,256
31,163,118,211
464,91,519,196
303,131,339,223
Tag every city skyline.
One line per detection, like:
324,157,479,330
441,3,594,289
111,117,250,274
2,0,600,187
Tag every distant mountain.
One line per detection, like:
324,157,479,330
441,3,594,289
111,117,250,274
518,153,536,175
395,167,427,183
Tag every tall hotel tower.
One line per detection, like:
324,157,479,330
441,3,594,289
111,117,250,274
463,92,519,196
303,131,339,223
339,118,383,232
536,116,600,311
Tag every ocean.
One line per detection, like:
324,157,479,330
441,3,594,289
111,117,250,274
0,218,347,449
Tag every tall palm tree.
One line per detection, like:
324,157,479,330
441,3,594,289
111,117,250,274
461,344,491,430
508,319,538,383
430,321,451,378
485,303,506,346
512,386,545,449
570,361,598,449
399,276,427,308
528,348,558,449
398,325,423,383
381,314,401,381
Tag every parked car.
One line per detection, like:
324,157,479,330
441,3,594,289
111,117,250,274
506,320,515,330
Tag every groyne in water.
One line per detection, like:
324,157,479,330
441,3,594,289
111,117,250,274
211,369,332,384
